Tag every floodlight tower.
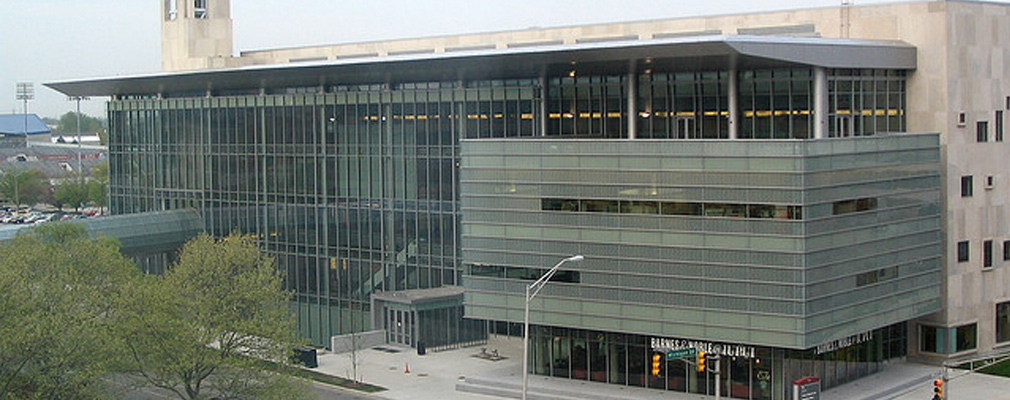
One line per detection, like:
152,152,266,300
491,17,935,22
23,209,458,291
15,82,34,136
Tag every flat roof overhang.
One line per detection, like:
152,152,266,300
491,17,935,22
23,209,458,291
46,35,916,98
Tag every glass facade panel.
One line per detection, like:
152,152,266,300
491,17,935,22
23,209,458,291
530,324,902,400
107,60,916,379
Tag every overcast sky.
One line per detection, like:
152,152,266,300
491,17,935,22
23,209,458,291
1,0,1002,119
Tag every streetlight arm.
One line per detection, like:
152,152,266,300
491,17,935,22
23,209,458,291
527,255,584,300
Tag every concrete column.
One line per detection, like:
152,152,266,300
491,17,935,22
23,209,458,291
627,70,638,139
728,68,739,139
813,67,829,139
539,75,548,137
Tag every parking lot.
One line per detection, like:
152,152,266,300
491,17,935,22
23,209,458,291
0,206,102,225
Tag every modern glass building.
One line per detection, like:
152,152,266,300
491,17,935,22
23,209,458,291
48,13,954,400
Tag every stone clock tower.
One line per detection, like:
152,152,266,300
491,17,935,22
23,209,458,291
161,0,235,71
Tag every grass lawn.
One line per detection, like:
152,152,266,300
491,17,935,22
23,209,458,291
978,358,1010,378
255,359,387,393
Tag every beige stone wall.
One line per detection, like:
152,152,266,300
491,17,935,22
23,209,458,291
161,0,236,71
920,0,1010,359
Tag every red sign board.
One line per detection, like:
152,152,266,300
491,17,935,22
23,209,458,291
793,377,820,400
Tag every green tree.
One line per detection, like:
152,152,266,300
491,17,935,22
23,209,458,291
54,112,106,137
53,178,89,211
0,169,49,208
88,161,109,209
121,233,306,400
0,224,139,399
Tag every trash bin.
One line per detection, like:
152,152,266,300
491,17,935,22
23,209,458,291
417,341,426,356
292,347,318,368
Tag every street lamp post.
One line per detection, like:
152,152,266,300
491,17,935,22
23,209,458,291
522,254,584,400
67,96,90,176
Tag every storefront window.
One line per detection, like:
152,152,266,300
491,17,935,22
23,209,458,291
753,350,773,400
729,356,751,399
627,343,646,387
608,334,628,385
589,334,607,382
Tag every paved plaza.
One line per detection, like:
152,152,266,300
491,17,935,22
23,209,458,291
309,336,1010,400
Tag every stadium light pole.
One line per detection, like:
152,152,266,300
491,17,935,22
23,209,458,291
522,254,584,400
15,82,33,145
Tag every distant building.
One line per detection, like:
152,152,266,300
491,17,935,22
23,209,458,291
0,114,51,148
47,1,1010,399
51,134,102,146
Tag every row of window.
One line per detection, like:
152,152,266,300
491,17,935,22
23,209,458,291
960,174,996,197
466,263,581,283
968,108,1007,143
540,197,879,220
955,239,1009,268
541,198,804,219
921,300,1010,354
920,323,977,354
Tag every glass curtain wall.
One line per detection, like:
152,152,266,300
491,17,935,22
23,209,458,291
106,67,907,345
529,324,905,400
108,83,536,346
828,69,906,137
637,71,729,139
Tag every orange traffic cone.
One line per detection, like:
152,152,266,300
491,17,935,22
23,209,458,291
405,363,410,374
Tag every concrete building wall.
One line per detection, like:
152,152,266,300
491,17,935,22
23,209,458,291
909,1,1010,360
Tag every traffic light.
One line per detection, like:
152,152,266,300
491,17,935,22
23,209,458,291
652,353,662,376
932,378,944,400
697,351,706,372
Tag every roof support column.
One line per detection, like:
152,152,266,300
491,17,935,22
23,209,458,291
627,68,637,139
539,75,548,137
728,68,739,139
814,67,829,139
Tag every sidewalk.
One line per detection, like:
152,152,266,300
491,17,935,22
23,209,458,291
311,336,1010,400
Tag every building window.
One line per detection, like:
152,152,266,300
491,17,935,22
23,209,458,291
984,240,993,268
856,266,898,287
166,0,178,20
957,112,967,126
920,325,940,353
977,121,989,142
957,241,970,262
998,301,1010,344
997,111,1004,142
542,198,803,220
194,0,207,18
954,323,977,352
832,197,878,215
1004,240,1010,261
961,175,973,197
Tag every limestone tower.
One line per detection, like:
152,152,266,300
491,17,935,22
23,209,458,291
161,0,235,71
